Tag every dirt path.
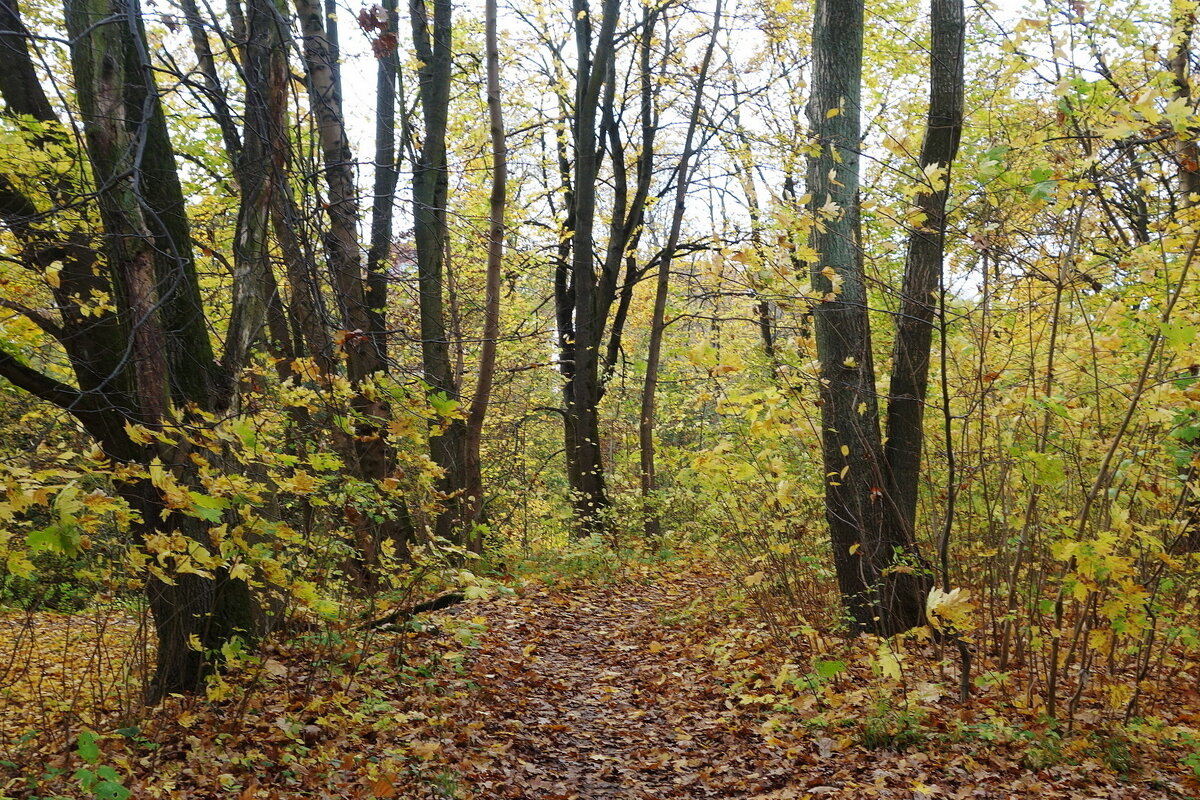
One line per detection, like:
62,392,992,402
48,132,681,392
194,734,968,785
440,574,790,799
415,574,1192,800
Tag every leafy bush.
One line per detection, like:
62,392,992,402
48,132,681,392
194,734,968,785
0,550,96,612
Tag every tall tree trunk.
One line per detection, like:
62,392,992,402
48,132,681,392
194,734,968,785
295,0,410,572
807,0,925,635
407,0,470,546
1171,0,1200,207
221,0,283,386
640,1,720,540
883,0,965,563
367,0,401,361
461,0,506,553
559,0,624,536
64,0,255,696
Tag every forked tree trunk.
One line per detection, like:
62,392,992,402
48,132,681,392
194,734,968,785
64,0,256,696
807,0,927,635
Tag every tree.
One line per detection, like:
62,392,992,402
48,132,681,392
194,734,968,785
553,0,664,535
640,0,722,539
0,0,256,697
461,0,508,551
294,0,415,576
806,0,964,633
405,0,473,547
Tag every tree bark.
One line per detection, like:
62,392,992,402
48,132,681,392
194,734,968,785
62,0,255,695
295,0,410,571
640,1,720,539
405,0,471,546
807,0,926,634
461,0,507,552
555,0,656,537
883,0,965,551
367,0,401,360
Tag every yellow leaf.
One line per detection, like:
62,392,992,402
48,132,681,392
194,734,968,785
877,646,902,681
409,740,440,759
825,106,841,118
281,470,316,494
124,421,155,445
925,587,975,632
263,658,289,679
648,641,664,653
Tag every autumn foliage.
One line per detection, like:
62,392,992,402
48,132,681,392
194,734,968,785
4,0,1200,796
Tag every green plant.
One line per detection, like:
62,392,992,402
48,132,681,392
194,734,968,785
0,550,96,612
73,731,130,800
858,697,926,751
1087,729,1137,775
1178,733,1200,779
513,536,623,586
1020,729,1065,770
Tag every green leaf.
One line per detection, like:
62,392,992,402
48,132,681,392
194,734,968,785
95,778,131,800
815,659,846,679
428,391,460,418
1161,322,1196,351
27,522,81,556
187,491,228,523
76,730,100,764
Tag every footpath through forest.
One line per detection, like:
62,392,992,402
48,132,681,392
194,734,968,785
437,573,791,798
4,566,1194,798
395,569,1187,800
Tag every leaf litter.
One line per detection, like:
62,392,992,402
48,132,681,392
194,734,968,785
1,564,1198,798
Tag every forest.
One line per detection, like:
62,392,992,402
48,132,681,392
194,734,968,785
1,0,1200,794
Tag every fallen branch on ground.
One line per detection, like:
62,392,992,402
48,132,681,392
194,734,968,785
362,592,466,629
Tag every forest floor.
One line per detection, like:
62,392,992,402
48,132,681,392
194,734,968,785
2,560,1199,798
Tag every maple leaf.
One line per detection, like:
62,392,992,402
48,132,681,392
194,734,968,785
925,587,975,633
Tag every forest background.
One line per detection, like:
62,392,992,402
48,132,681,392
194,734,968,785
3,0,1200,794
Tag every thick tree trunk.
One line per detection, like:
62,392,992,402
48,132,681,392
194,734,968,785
64,0,256,694
408,0,473,546
807,0,926,635
221,0,283,385
1171,2,1200,206
556,0,626,536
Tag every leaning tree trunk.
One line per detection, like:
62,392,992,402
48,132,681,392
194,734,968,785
883,0,965,562
640,0,720,539
461,0,507,552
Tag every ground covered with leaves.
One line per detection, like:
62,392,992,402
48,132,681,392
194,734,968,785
3,560,1199,798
